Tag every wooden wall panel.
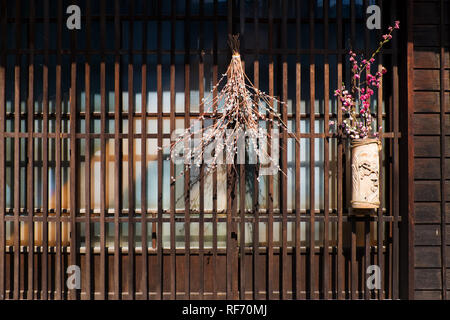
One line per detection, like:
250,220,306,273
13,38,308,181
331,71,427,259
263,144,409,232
414,246,441,268
414,92,450,113
415,202,450,223
413,26,449,47
415,290,442,300
415,224,442,246
415,269,442,290
414,70,450,91
413,0,450,299
414,159,441,180
414,181,441,202
414,49,450,69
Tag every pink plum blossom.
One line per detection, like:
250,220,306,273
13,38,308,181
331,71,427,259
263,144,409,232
332,21,399,140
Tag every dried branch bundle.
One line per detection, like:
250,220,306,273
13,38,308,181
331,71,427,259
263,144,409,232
164,35,295,186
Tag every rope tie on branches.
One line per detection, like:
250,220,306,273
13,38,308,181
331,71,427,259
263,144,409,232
351,138,382,151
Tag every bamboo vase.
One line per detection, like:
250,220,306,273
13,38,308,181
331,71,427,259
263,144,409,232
350,138,381,209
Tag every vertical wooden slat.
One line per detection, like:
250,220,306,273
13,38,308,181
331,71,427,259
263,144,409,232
376,0,384,300
169,0,176,301
385,7,392,299
402,0,415,299
252,0,260,300
280,0,288,301
364,214,370,296
226,0,233,299
13,0,21,300
349,0,357,300
308,0,316,300
212,0,218,300
199,0,205,301
42,0,49,300
55,0,62,300
323,0,330,301
156,0,163,301
294,0,302,300
267,0,274,300
0,0,6,302
69,0,78,301
127,0,135,300
336,0,344,300
141,0,148,301
99,0,107,300
113,0,121,301
27,0,35,300
239,0,246,300
239,162,245,299
439,0,447,301
351,219,357,299
84,0,92,300
184,0,191,300
226,165,236,298
350,0,356,43
363,0,370,301
390,0,400,300
225,0,233,300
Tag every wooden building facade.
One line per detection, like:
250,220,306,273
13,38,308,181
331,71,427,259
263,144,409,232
0,0,447,300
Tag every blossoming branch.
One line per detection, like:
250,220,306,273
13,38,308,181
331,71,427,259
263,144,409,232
330,20,400,140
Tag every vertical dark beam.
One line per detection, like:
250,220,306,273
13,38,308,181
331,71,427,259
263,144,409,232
439,0,447,301
212,0,218,300
199,0,205,301
113,0,121,301
266,0,274,300
252,0,260,301
42,0,49,300
349,0,357,301
323,0,330,301
386,21,392,300
27,0,35,300
226,161,235,298
225,0,238,300
294,0,302,300
169,0,176,301
127,0,136,300
336,0,344,300
281,0,288,301
308,0,316,300
350,0,356,44
226,0,233,300
376,0,384,300
0,0,5,302
238,149,245,300
141,0,148,301
239,0,246,300
184,0,191,300
55,0,62,300
84,0,92,300
363,0,370,301
390,0,399,301
99,0,107,300
13,0,21,300
69,0,78,301
156,0,163,301
351,219,357,299
399,0,414,300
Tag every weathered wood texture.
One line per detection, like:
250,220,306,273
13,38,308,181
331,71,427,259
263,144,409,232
0,0,409,300
412,0,450,300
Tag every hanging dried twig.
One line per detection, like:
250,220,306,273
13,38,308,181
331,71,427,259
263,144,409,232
162,34,297,187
